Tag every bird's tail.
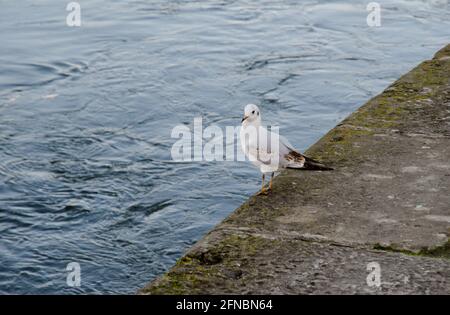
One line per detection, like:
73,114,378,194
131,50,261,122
303,156,333,170
287,155,333,171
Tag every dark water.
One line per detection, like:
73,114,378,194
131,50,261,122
0,0,449,294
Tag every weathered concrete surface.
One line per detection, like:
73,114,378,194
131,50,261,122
141,44,450,294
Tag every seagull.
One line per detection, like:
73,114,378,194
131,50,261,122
240,104,333,195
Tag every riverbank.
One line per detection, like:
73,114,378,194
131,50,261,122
140,44,450,294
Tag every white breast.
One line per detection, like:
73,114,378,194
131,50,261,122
240,125,285,173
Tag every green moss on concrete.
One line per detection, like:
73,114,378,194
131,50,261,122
373,244,420,257
141,234,278,294
373,240,450,260
224,200,285,225
418,240,450,259
305,48,450,166
434,45,450,60
305,126,373,165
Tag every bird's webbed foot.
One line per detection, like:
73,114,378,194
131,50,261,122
257,187,270,195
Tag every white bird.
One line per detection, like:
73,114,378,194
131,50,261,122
239,104,332,195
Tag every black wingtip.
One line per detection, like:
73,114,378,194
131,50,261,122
303,156,334,171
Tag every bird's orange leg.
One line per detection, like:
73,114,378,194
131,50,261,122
269,172,274,191
257,174,268,195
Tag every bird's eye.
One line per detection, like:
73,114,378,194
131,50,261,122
252,110,255,114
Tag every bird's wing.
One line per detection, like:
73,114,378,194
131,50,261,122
284,149,306,168
279,135,306,168
246,143,276,166
247,127,280,166
282,138,333,170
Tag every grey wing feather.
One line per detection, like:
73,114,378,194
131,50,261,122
280,136,333,170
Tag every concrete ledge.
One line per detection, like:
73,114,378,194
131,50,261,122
140,44,450,294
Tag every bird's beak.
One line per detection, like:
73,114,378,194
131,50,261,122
241,115,248,123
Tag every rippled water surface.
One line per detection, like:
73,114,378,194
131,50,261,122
0,0,449,293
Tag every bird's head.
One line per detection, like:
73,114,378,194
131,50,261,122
241,103,261,126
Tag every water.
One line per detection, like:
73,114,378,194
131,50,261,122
0,0,448,294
